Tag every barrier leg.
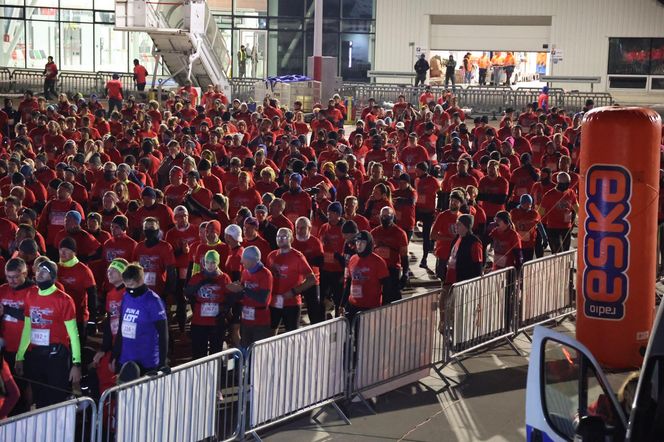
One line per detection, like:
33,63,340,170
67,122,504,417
311,401,351,425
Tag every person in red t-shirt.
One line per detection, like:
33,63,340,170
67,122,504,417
318,202,346,314
266,228,316,333
489,211,522,271
226,246,273,348
132,59,149,91
292,216,325,324
510,194,543,262
57,237,97,346
91,258,127,394
184,250,232,359
478,160,509,219
539,172,578,253
165,206,199,330
371,207,409,304
242,217,272,263
431,190,463,280
105,73,123,117
415,162,440,268
132,217,177,299
392,173,417,239
341,231,389,319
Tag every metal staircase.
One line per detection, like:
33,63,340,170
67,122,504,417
114,0,231,95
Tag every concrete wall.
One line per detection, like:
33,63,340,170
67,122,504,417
375,0,664,93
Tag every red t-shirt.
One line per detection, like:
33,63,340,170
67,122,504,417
268,214,295,232
240,266,273,326
165,224,199,276
53,229,101,260
510,207,541,249
225,246,244,277
228,187,262,217
292,236,324,282
490,227,521,269
188,272,232,326
400,145,429,176
0,283,37,352
282,191,313,224
540,188,578,229
132,240,176,295
431,210,460,260
510,166,540,203
102,235,137,265
58,261,96,323
371,224,408,269
347,253,389,308
393,187,416,231
24,287,77,349
266,249,313,307
105,285,125,339
106,79,123,100
133,65,148,84
319,222,345,272
479,176,509,218
244,236,272,265
415,175,439,213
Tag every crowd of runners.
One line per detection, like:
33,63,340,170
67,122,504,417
0,78,662,418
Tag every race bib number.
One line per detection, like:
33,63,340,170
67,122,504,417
495,254,507,267
201,303,219,317
350,285,363,299
144,272,157,286
51,212,66,226
324,252,335,265
519,231,531,242
242,306,255,321
110,317,119,335
31,328,50,346
274,295,284,309
121,321,137,339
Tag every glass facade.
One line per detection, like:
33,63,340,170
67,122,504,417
212,0,375,80
0,0,375,81
0,1,157,74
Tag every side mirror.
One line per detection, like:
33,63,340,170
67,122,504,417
574,415,608,442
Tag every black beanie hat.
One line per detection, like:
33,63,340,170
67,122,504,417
342,220,358,234
355,230,374,257
458,214,474,231
112,215,128,231
59,236,77,253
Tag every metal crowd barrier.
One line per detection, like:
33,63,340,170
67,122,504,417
246,317,350,438
0,68,12,93
443,267,520,370
349,290,443,409
229,78,259,102
518,249,577,334
97,348,244,442
0,397,96,442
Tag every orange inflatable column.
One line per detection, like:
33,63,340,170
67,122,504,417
577,106,662,369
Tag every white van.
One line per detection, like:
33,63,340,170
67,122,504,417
525,302,663,441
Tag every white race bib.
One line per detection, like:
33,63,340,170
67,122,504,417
274,295,284,309
3,313,17,323
144,272,157,286
121,321,137,339
51,212,66,226
31,328,50,346
110,317,119,335
242,306,255,321
201,302,219,317
350,285,363,299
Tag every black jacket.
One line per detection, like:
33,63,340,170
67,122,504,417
414,58,430,75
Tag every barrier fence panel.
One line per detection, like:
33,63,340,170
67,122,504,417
247,317,350,435
229,78,259,102
0,397,96,442
97,348,243,442
0,68,12,93
518,249,577,333
351,290,441,400
10,69,44,94
445,267,516,361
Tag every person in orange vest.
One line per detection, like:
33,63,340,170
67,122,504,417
477,52,490,85
491,52,504,86
503,52,516,86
